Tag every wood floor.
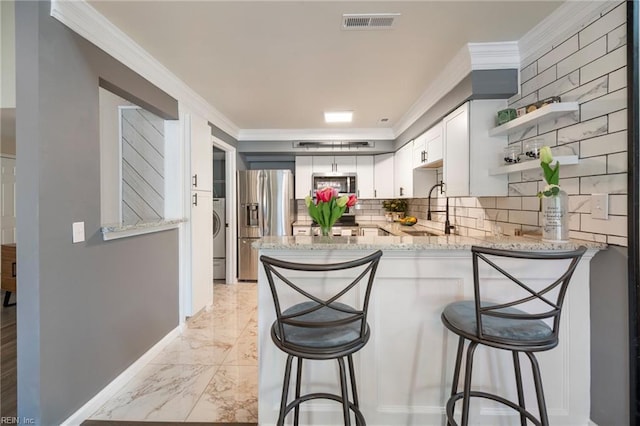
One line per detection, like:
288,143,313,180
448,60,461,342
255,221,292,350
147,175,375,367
1,290,16,418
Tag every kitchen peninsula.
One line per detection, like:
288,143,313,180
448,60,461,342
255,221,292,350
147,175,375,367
254,234,604,426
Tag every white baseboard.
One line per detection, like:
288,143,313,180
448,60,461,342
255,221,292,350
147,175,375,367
61,326,182,425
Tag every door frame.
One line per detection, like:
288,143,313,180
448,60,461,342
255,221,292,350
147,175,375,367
212,136,237,285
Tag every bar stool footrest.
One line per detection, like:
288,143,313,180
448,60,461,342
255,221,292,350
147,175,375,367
445,390,542,426
282,392,366,425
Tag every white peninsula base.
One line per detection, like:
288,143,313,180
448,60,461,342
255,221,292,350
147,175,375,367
257,245,600,426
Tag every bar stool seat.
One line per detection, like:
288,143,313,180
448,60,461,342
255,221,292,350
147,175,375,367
441,245,586,426
261,250,383,426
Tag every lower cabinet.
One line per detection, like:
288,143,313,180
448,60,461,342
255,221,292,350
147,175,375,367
190,190,213,315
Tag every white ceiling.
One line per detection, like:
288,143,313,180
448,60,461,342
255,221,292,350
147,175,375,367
89,1,564,135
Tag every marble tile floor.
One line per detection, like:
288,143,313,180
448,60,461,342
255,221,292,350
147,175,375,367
89,283,258,423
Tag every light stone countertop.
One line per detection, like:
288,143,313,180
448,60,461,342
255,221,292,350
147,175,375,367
254,234,605,251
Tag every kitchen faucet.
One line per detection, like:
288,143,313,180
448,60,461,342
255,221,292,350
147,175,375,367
427,182,454,235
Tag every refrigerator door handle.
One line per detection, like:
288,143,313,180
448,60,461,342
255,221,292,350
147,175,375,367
258,172,265,237
262,172,271,236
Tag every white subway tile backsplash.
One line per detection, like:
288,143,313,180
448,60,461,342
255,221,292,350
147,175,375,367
558,36,607,78
522,66,557,97
608,109,627,132
581,88,627,121
508,172,524,183
569,211,581,230
580,131,627,157
608,23,627,52
509,182,538,197
560,75,607,104
496,197,522,210
569,195,591,213
607,235,627,246
509,210,539,226
521,168,543,183
538,35,579,72
609,194,627,215
508,125,538,143
579,1,626,48
520,61,538,84
563,156,607,178
609,67,627,92
476,197,497,209
580,213,627,236
607,151,627,174
486,209,509,222
557,116,608,144
538,71,580,100
570,230,608,243
509,92,538,110
580,46,626,84
522,196,540,211
580,173,627,194
557,177,580,195
537,112,579,134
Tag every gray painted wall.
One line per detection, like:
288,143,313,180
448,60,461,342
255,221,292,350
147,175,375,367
16,2,179,422
590,246,629,425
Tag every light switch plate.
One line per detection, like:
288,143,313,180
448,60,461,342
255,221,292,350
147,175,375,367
591,193,609,220
72,222,85,243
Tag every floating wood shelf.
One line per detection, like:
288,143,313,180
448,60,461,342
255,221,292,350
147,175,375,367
489,155,579,176
489,103,579,137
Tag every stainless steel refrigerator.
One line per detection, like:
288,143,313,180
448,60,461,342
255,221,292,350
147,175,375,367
237,170,294,280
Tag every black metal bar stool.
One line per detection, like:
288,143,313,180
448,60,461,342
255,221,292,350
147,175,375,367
441,245,586,426
260,250,383,426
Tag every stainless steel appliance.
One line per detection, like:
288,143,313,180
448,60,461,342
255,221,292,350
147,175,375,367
238,170,294,281
312,173,357,196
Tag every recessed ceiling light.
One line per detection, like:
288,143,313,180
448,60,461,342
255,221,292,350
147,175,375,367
324,111,353,123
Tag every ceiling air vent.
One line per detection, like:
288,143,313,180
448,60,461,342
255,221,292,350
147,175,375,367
342,13,400,30
293,141,375,150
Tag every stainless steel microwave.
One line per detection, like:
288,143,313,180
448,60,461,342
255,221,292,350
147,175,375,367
312,173,357,195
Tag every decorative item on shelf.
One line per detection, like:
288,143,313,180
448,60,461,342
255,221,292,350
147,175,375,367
523,139,543,160
516,107,527,117
537,146,569,242
524,96,562,115
496,108,517,125
382,199,408,222
503,145,521,164
305,187,357,237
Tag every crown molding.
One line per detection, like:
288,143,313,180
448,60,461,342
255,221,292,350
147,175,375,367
518,0,614,67
237,128,395,142
468,41,520,70
50,0,240,139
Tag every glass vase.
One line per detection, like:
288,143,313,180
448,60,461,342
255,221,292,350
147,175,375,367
320,225,333,237
542,190,569,242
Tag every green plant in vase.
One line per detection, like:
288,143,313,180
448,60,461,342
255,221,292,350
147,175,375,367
536,146,569,242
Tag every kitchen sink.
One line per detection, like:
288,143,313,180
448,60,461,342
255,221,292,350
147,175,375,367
401,229,439,237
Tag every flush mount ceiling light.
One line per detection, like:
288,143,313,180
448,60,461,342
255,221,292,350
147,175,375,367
324,111,353,123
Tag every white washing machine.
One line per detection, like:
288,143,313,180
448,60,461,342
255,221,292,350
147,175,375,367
212,198,226,280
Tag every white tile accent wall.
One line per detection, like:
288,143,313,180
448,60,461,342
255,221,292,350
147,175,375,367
407,1,629,246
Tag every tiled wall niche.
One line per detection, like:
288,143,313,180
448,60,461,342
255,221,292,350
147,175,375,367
410,1,628,246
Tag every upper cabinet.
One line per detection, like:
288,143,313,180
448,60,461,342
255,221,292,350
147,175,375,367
312,155,356,173
443,100,508,198
412,123,443,169
373,153,395,199
356,156,375,199
294,156,313,199
394,141,413,198
189,112,213,192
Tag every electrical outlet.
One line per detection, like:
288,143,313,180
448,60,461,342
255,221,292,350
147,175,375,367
591,193,609,220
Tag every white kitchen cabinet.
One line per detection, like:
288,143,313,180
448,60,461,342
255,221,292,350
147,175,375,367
394,141,413,198
312,156,356,173
295,156,313,199
413,123,443,169
190,191,213,315
356,156,375,199
424,122,443,167
373,153,394,199
412,133,427,169
189,112,213,192
443,100,508,198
